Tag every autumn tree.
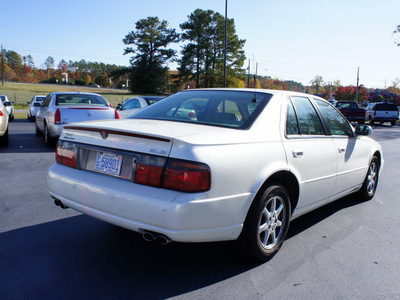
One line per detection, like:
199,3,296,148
309,75,324,94
334,85,368,102
123,16,179,93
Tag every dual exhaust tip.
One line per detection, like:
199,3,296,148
142,230,171,245
53,197,69,209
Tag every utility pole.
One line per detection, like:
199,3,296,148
1,45,4,85
223,0,228,87
355,67,360,102
247,59,250,88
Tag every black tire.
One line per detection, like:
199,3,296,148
369,117,374,125
44,124,54,146
391,121,396,126
35,122,42,136
0,127,9,146
239,182,291,261
358,120,365,124
355,156,379,201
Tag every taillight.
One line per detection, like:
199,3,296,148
0,111,3,116
115,109,120,119
134,155,166,187
188,111,196,119
133,155,211,192
54,108,61,124
163,159,211,192
56,141,77,168
373,110,376,116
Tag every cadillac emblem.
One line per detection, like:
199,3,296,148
100,131,108,139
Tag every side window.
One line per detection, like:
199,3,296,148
291,96,325,135
42,95,52,107
123,99,140,110
286,100,299,135
314,99,353,136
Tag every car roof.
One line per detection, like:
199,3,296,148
51,92,102,96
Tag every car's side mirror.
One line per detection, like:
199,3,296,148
116,104,122,110
4,102,11,107
355,125,372,136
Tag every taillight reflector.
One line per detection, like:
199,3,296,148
56,141,76,168
54,108,61,124
135,163,163,187
115,109,120,119
162,159,211,192
0,111,3,116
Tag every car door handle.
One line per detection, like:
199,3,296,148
292,150,303,158
338,148,346,153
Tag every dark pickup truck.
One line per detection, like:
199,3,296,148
335,101,365,124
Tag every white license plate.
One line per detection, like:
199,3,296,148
94,152,123,176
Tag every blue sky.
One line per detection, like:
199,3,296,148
3,0,400,88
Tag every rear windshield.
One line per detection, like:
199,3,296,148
143,96,164,105
374,103,398,111
55,94,108,107
336,102,358,109
130,90,271,129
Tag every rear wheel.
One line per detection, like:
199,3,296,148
356,156,379,201
240,182,291,261
391,121,396,126
35,122,42,136
44,124,55,146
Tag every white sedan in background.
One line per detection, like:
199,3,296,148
27,95,46,121
0,99,9,146
117,96,164,118
0,95,14,121
48,89,383,261
36,92,120,146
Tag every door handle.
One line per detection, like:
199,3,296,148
338,148,346,153
292,150,303,158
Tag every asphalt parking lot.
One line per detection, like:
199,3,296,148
1,119,400,299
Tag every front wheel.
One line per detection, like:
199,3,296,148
239,182,291,261
355,156,379,201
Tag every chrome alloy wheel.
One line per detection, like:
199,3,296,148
366,160,378,196
258,195,286,250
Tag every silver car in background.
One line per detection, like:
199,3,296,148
0,95,14,121
35,92,120,146
0,99,9,146
117,96,164,118
27,95,46,121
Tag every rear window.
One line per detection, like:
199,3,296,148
143,96,164,105
130,90,271,129
336,102,358,109
374,103,398,111
55,94,108,107
36,96,46,102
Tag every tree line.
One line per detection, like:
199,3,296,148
1,10,400,105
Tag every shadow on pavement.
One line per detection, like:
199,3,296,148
0,119,55,153
0,193,362,299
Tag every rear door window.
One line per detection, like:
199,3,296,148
290,96,325,135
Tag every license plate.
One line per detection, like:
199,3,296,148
94,152,123,176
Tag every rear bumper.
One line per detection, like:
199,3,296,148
48,164,251,242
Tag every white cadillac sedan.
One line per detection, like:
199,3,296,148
36,92,120,146
48,89,383,261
